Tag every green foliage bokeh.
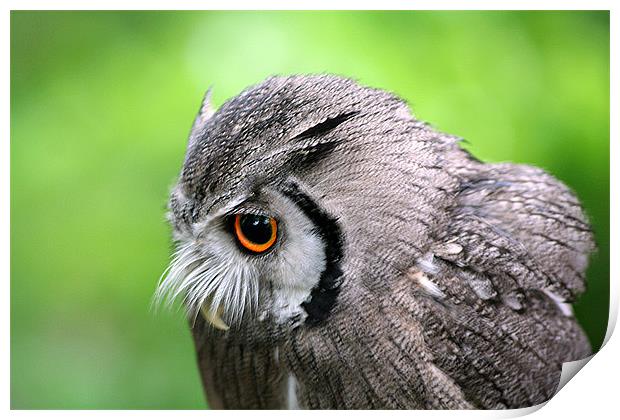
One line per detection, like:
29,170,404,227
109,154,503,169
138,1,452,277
10,11,609,409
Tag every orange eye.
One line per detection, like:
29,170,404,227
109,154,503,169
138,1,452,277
233,214,278,253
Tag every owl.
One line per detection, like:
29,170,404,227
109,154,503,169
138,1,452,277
155,74,594,409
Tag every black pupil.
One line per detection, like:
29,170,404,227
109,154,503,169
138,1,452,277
239,215,273,245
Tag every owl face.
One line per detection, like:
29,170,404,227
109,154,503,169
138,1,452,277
156,75,456,330
159,181,332,329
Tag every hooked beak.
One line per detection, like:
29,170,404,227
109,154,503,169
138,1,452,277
200,300,229,331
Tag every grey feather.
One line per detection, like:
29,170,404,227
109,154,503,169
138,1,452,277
159,74,594,409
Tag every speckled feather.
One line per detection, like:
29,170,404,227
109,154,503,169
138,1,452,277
164,75,594,409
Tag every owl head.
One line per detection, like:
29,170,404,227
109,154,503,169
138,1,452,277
155,75,456,331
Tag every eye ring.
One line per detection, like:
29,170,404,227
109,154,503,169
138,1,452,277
233,214,278,253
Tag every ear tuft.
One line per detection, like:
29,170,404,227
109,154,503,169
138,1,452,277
189,87,215,144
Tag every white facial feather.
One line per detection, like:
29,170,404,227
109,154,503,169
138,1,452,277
154,187,326,327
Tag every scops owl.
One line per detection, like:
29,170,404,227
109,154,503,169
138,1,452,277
156,74,595,409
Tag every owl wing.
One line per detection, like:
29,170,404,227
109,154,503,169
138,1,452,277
438,147,594,301
398,148,595,408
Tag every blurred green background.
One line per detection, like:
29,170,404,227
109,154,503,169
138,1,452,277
10,11,609,409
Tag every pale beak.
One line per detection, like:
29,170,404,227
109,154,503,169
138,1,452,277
200,300,229,331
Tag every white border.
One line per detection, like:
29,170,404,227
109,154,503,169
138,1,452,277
2,1,10,417
3,2,616,419
1,0,617,10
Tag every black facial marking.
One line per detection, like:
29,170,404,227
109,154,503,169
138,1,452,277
291,111,359,142
281,182,344,326
289,111,360,173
